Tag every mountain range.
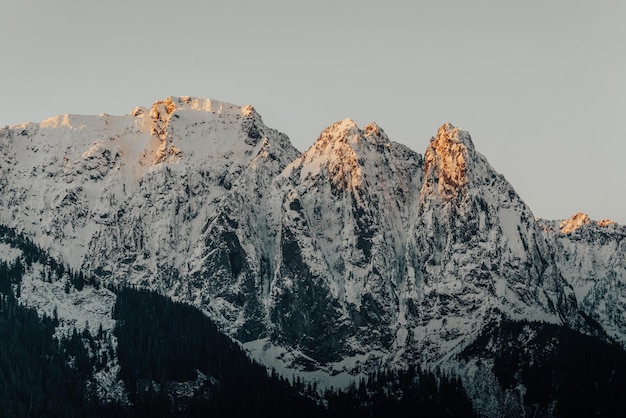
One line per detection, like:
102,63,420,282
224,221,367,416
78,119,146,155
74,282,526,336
1,96,625,416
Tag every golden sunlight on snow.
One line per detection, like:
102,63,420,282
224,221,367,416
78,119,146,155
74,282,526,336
422,123,468,203
559,212,591,234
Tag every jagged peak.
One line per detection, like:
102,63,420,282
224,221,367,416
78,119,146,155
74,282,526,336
560,212,591,234
290,119,399,201
173,96,258,118
290,119,363,194
431,123,475,150
131,96,258,120
144,95,263,143
598,219,617,227
149,97,177,121
319,118,360,141
139,96,266,165
148,98,177,140
306,120,359,163
363,122,391,145
421,123,473,204
559,213,618,233
313,119,391,150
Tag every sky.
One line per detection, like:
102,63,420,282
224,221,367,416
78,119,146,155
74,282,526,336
1,0,625,223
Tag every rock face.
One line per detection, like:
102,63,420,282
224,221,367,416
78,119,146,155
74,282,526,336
268,119,423,363
1,97,624,388
0,96,298,291
539,214,626,345
402,123,580,364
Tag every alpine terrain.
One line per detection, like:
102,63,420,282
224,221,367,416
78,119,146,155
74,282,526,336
1,96,625,416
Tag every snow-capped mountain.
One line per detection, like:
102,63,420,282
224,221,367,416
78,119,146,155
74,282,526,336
267,119,423,365
0,96,298,288
401,124,584,364
1,96,624,414
539,214,626,345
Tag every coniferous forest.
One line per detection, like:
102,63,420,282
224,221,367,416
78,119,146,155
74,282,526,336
461,320,626,416
113,287,475,417
0,226,475,417
112,287,326,417
6,221,626,416
0,256,119,417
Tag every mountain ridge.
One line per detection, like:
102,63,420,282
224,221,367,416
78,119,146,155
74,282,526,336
1,96,625,416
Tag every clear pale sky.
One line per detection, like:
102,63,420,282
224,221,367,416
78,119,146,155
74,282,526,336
2,1,625,223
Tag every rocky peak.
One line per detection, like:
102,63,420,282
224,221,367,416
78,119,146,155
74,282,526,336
141,96,273,166
421,123,475,205
173,96,251,117
293,119,405,203
311,119,391,149
363,122,391,146
149,98,181,164
560,212,592,234
557,213,618,234
315,118,360,145
297,119,364,192
149,97,177,138
598,219,617,227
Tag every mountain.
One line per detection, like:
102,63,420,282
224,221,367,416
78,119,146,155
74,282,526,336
539,214,626,345
401,123,584,364
0,96,298,285
0,227,475,417
1,96,625,416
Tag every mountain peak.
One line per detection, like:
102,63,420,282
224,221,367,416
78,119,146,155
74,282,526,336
421,123,474,204
363,122,391,146
560,212,591,234
432,122,475,150
294,119,363,192
559,213,618,233
132,96,257,120
166,96,253,116
598,219,617,227
320,118,360,142
314,119,392,149
292,120,395,196
305,120,362,160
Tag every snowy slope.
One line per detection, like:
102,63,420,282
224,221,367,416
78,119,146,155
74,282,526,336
0,96,298,292
400,123,580,364
0,239,128,404
2,98,625,408
539,214,626,345
267,119,423,364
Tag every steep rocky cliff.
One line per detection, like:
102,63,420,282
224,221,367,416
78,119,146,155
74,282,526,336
1,97,624,415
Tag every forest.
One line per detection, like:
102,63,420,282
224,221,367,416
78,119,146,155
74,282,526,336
461,319,626,416
0,225,474,417
113,287,475,417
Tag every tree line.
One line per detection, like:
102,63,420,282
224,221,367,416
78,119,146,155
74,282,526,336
1,224,475,416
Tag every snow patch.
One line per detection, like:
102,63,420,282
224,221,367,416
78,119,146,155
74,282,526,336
17,264,128,404
497,208,524,254
0,243,22,263
243,338,368,391
19,266,116,339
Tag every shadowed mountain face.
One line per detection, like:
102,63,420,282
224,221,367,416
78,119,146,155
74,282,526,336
1,97,625,415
